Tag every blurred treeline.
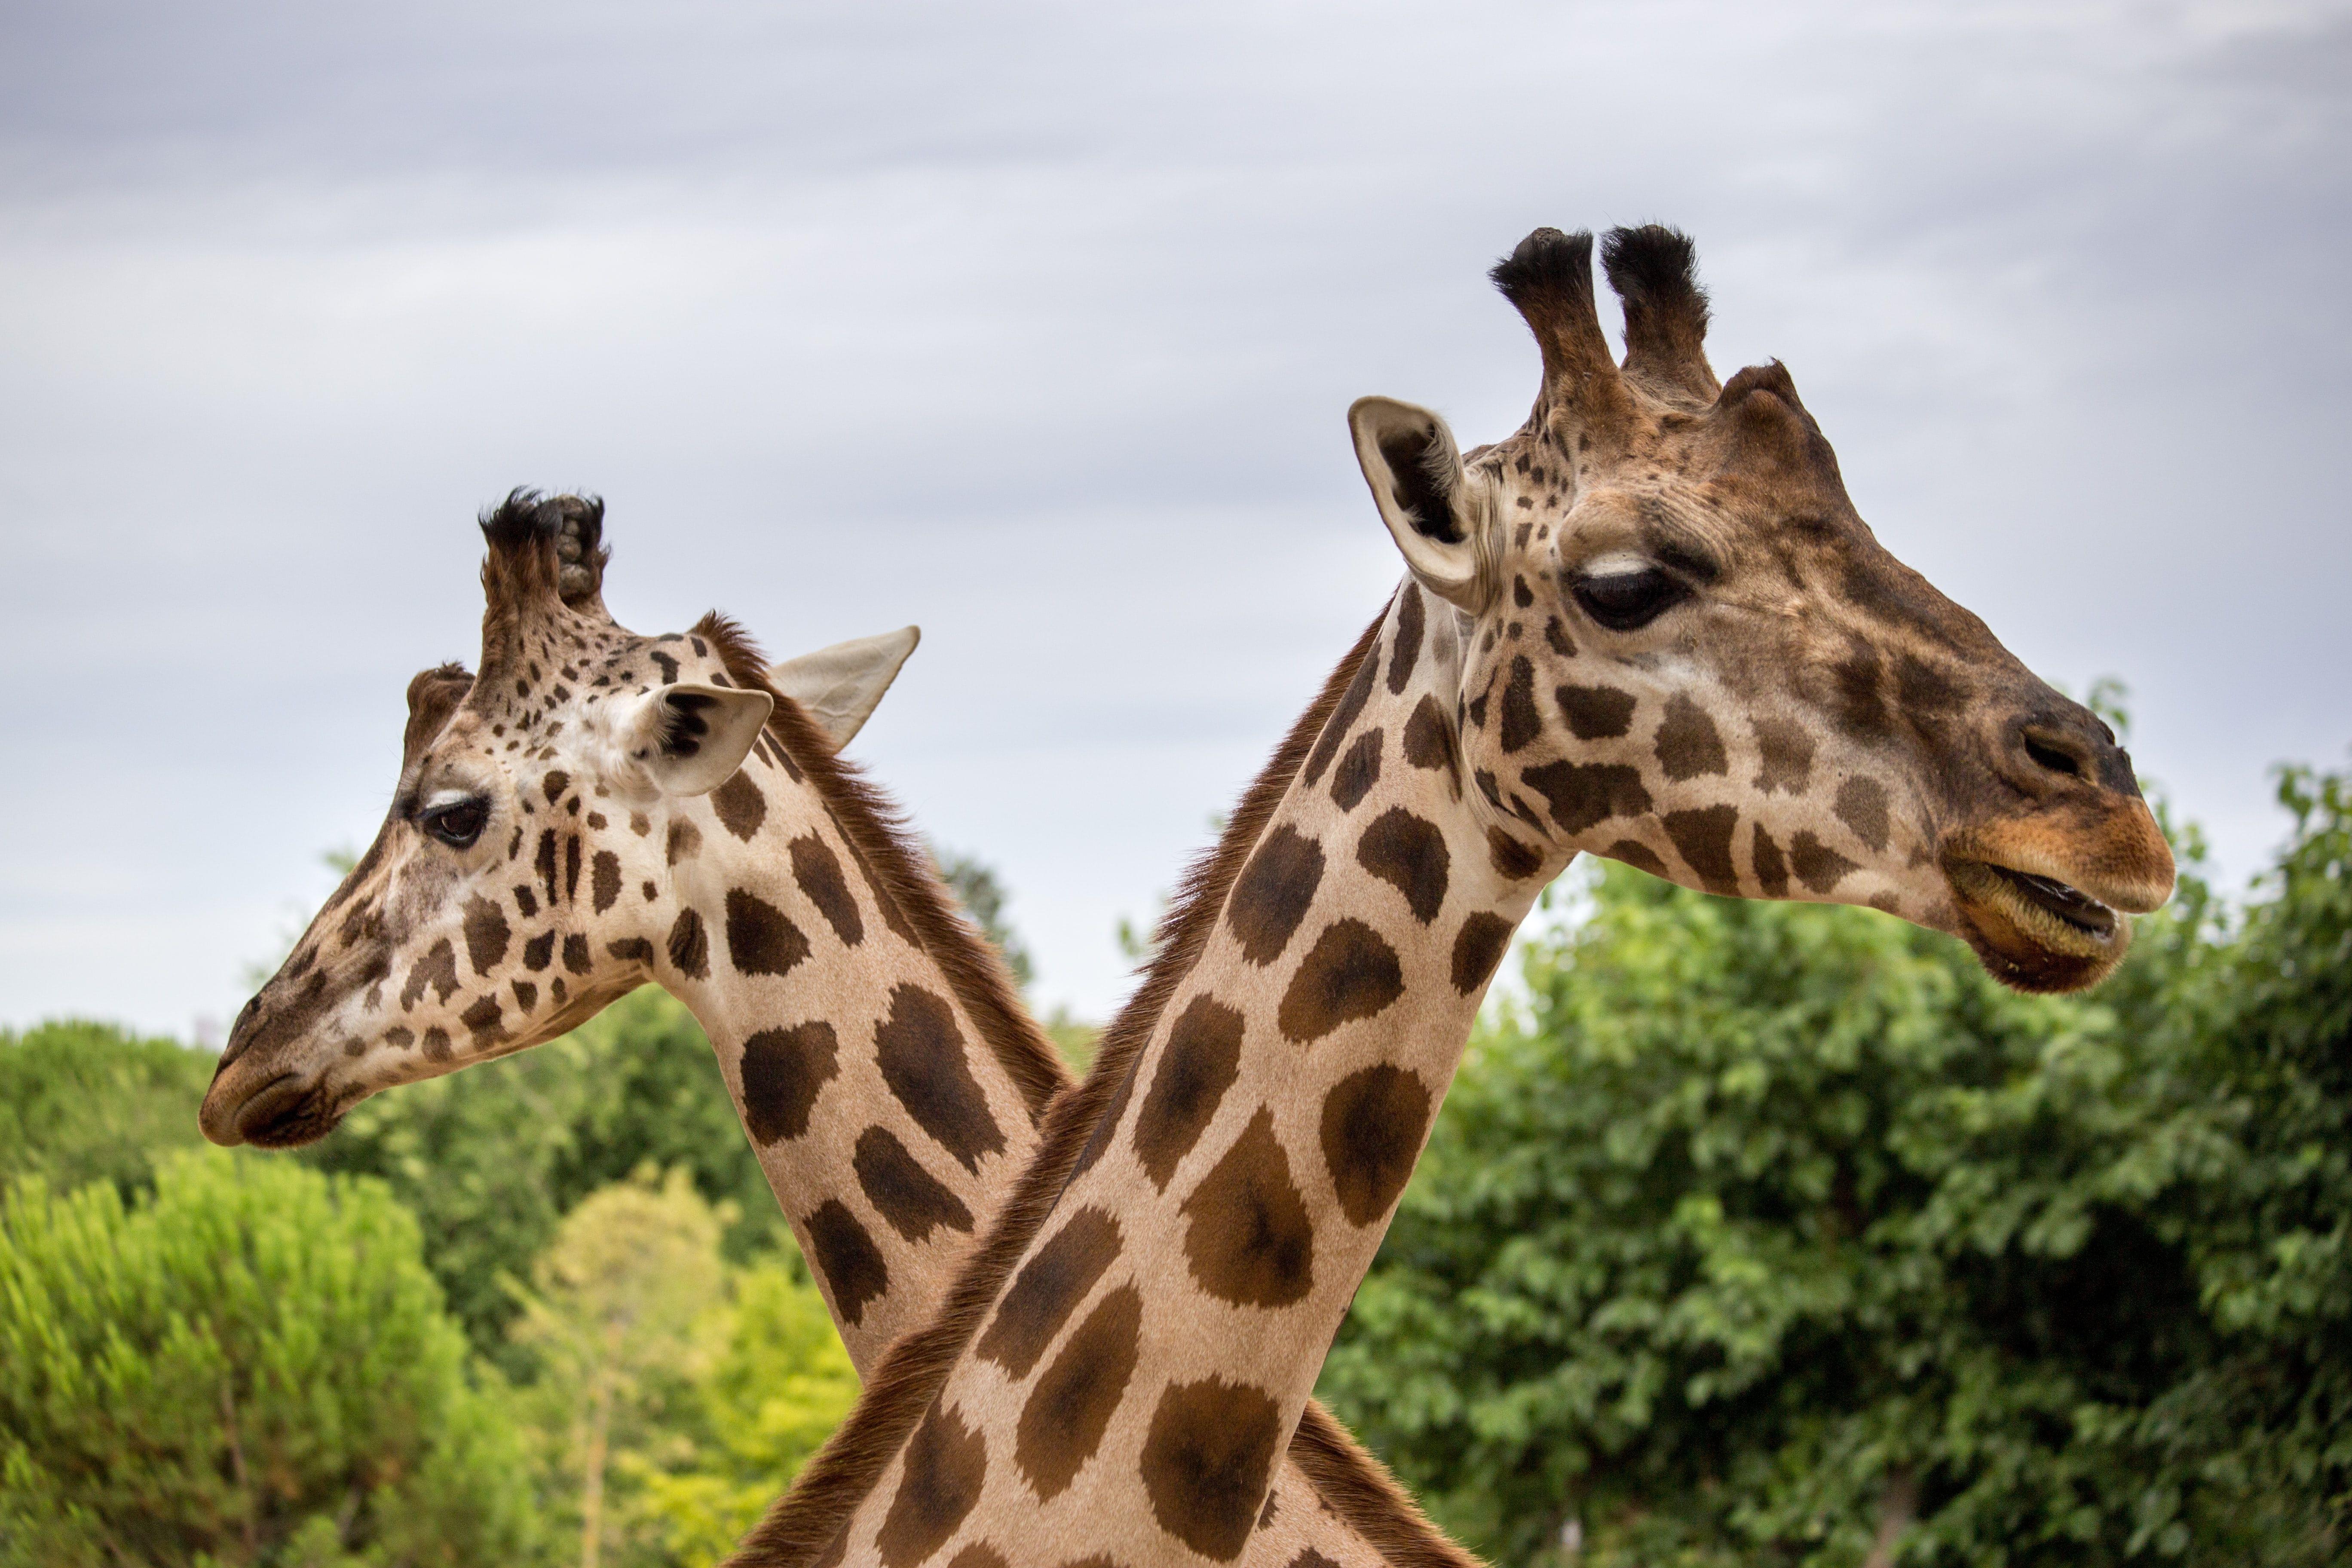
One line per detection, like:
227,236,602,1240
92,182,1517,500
5,771,2350,1566
1320,766,2352,1566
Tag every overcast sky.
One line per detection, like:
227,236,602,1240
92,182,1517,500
3,0,2346,1041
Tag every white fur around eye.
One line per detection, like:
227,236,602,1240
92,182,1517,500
423,787,479,813
1577,551,1654,579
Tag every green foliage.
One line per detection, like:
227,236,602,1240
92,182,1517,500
1321,769,2352,1566
627,1250,858,1564
0,1148,541,1567
0,1020,215,1199
300,989,779,1372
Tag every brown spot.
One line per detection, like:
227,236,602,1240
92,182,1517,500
607,936,656,965
1608,838,1669,878
513,884,538,919
1357,807,1450,924
1498,655,1542,753
564,835,582,904
1401,695,1461,794
461,897,509,975
1555,683,1636,739
1654,694,1729,780
1302,651,1377,787
383,1025,414,1049
1791,830,1860,894
1512,573,1534,608
1277,919,1403,1044
1386,584,1424,694
1133,994,1245,1190
946,1549,1008,1568
400,939,461,1010
1451,912,1513,994
876,984,1004,1173
1544,616,1576,657
1140,1377,1284,1561
534,828,560,907
511,979,536,1012
666,818,701,866
666,907,710,979
1520,760,1651,836
805,1198,888,1330
711,770,766,841
421,1026,452,1062
1752,824,1790,896
791,833,865,946
854,1125,975,1243
459,993,504,1049
978,1207,1123,1379
1753,717,1814,793
541,769,569,804
1320,1063,1432,1226
591,850,622,913
1017,1283,1144,1500
739,1022,838,1144
630,812,652,836
1833,644,1891,741
1834,775,1891,853
1664,805,1740,894
561,933,591,975
1488,826,1543,880
1180,1106,1314,1306
1226,825,1324,966
725,888,810,977
875,1401,986,1568
1287,1553,1340,1568
1328,729,1383,812
641,880,657,901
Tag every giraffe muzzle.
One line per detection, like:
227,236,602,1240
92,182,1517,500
199,1067,345,1149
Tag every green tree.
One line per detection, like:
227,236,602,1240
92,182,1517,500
0,1148,540,1567
1320,769,2352,1566
301,989,780,1370
508,1171,727,1568
627,1252,859,1564
934,845,1036,989
0,1020,215,1199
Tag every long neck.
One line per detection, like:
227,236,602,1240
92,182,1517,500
662,715,1070,1375
800,583,1565,1565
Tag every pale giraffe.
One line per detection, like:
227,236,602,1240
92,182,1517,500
203,496,1471,1568
730,225,2177,1568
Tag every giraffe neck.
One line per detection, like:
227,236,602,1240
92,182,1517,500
755,584,1555,1566
660,710,1069,1375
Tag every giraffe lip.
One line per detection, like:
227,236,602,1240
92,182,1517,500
227,1072,343,1149
1973,864,2118,939
1943,854,2129,995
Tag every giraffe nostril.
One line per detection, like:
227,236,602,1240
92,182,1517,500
2022,733,2084,779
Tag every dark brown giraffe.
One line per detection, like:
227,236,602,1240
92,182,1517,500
204,496,1467,1568
727,225,2174,1568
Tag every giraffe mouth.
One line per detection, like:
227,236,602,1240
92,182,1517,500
1942,855,2128,994
209,1071,347,1148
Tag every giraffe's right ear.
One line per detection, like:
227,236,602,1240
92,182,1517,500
765,625,920,753
1349,397,1491,612
614,683,775,796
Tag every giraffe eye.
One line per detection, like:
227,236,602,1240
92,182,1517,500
1572,567,1689,631
421,797,489,849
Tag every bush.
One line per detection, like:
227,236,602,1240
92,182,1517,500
0,1020,215,1199
0,1148,542,1567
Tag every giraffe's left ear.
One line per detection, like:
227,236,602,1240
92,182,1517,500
765,625,920,754
1349,397,1492,612
613,682,774,796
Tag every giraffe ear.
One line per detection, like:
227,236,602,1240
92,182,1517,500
765,625,920,754
615,682,774,796
1349,397,1491,612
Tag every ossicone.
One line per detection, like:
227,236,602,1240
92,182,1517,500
1600,224,1718,400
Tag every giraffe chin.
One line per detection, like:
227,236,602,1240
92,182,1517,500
207,1072,347,1150
1942,856,2130,995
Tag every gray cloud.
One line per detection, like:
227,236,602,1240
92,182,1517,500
3,0,2346,1034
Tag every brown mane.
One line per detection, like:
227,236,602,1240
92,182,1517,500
692,611,1069,1124
725,608,1475,1568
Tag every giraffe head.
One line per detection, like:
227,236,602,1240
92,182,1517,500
200,493,920,1147
1351,226,2172,992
